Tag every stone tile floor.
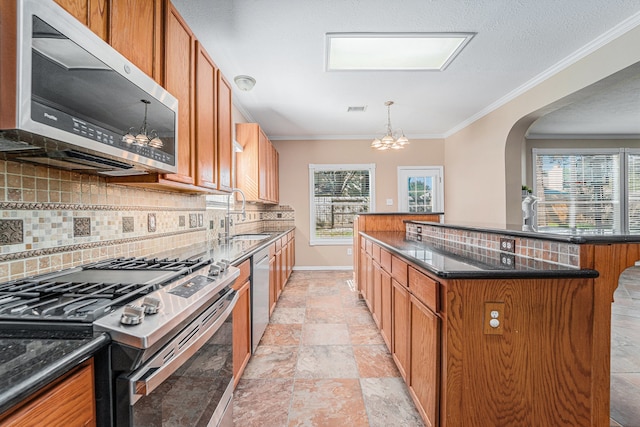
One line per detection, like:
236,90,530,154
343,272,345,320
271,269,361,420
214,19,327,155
610,267,640,427
233,269,640,426
233,270,424,427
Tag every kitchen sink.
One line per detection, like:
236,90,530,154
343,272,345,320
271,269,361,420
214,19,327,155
230,233,272,241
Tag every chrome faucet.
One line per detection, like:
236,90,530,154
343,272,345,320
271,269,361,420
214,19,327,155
222,188,246,241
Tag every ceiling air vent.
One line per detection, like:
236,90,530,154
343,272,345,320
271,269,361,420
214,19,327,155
347,106,367,112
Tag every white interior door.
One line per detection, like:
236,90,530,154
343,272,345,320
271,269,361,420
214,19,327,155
398,166,443,212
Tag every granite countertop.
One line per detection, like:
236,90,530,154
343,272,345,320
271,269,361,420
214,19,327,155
150,227,295,266
362,231,598,279
0,228,294,415
408,219,640,244
0,331,110,414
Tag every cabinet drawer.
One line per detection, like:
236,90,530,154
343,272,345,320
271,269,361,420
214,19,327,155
365,239,373,255
408,266,439,312
391,256,408,287
234,259,251,289
380,248,392,272
372,243,381,262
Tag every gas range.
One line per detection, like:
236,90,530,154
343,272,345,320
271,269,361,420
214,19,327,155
0,256,239,349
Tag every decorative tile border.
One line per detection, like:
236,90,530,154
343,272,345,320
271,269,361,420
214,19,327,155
0,228,204,263
406,223,580,268
0,202,200,212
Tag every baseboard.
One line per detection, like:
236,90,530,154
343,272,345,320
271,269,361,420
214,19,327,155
293,265,354,271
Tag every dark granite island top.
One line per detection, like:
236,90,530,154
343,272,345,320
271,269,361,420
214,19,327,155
361,231,598,279
0,331,110,414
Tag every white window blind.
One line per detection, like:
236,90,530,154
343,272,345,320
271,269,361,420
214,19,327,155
309,164,375,245
627,152,640,232
533,150,621,232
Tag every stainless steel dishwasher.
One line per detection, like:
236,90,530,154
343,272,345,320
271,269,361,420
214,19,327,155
252,247,270,352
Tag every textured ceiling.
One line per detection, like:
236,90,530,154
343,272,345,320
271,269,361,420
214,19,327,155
171,0,640,140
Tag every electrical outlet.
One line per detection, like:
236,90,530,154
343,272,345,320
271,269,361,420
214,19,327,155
347,248,353,255
499,237,516,253
499,253,516,269
484,302,505,335
386,199,393,206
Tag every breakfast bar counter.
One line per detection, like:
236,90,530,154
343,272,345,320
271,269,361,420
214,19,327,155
353,213,638,427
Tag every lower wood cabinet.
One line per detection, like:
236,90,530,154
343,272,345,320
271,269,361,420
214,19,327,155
232,259,251,388
380,268,392,350
409,294,440,427
0,359,96,426
391,278,410,381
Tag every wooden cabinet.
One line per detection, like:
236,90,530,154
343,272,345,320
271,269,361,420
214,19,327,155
54,0,162,81
107,1,233,194
161,3,195,186
194,42,219,190
0,360,96,426
392,278,410,380
54,0,109,41
409,294,440,427
109,0,163,82
380,267,392,350
359,235,441,427
232,259,251,387
269,245,277,315
216,71,233,192
267,232,295,315
236,123,279,204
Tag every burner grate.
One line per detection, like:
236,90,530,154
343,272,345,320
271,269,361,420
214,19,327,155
86,257,208,271
0,280,156,321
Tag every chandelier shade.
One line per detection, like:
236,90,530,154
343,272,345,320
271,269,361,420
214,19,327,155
371,101,409,150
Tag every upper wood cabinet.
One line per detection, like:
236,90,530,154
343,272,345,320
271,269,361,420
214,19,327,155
103,1,235,194
109,0,163,83
217,71,233,192
236,123,279,204
54,0,162,82
161,2,195,186
194,42,218,190
53,0,109,41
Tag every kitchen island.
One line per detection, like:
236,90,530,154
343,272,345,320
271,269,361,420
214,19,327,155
354,213,636,427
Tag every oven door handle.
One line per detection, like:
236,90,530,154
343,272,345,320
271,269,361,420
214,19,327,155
127,289,238,404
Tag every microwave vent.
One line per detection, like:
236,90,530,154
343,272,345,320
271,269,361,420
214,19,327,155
16,149,135,171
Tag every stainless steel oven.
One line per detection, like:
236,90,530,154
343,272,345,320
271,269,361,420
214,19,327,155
113,287,236,427
0,256,240,427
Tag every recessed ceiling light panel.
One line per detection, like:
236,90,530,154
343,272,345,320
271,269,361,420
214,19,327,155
326,32,474,71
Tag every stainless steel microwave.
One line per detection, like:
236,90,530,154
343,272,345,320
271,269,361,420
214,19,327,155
0,0,178,176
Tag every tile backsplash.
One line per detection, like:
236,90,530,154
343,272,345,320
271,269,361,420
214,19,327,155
0,160,295,282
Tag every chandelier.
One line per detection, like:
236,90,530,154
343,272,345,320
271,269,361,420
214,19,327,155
371,101,410,150
122,99,163,148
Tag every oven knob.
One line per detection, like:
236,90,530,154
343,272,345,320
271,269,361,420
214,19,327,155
216,260,229,272
121,304,145,325
209,265,221,277
141,296,160,315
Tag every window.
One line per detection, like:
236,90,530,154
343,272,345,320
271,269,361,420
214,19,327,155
309,164,375,245
533,149,622,233
397,166,444,212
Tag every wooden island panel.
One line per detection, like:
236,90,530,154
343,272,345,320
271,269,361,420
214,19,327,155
444,276,593,426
